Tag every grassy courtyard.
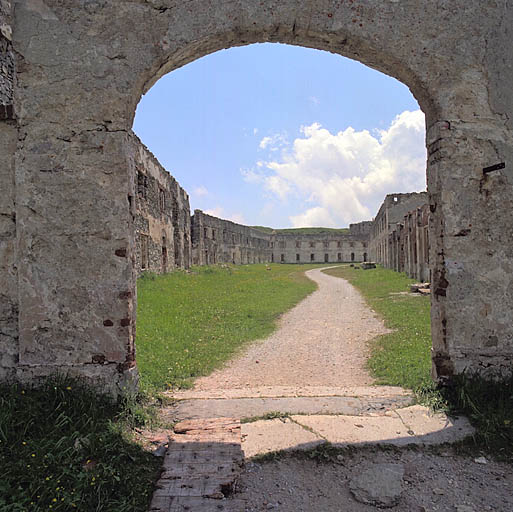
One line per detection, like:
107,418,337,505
0,263,321,511
3,262,511,510
136,263,321,392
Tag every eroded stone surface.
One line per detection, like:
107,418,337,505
1,0,512,390
150,418,244,512
349,463,404,508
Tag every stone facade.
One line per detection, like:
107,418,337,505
370,192,428,277
2,0,513,392
191,212,371,267
270,223,371,264
0,0,13,117
386,203,430,283
132,135,190,276
0,0,16,380
191,210,272,265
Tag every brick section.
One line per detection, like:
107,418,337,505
150,418,244,512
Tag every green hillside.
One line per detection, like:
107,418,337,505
251,226,350,235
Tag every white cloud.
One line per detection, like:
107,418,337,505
204,206,246,225
246,110,426,227
241,168,262,184
193,185,209,197
290,207,335,227
242,167,291,200
259,133,288,151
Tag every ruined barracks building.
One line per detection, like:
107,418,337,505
134,136,430,281
133,135,191,275
369,193,430,282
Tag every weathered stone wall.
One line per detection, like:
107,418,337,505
369,193,428,269
3,0,512,391
0,0,13,115
191,210,272,265
385,203,430,283
131,134,190,275
271,224,370,264
0,0,15,380
191,212,370,266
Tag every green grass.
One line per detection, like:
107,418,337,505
241,411,290,424
251,226,350,235
323,265,513,458
0,378,162,512
136,263,321,392
322,265,431,390
441,374,513,459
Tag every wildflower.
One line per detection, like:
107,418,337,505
66,386,72,390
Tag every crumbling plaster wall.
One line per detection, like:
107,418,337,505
369,192,428,267
385,203,430,283
132,134,191,275
191,213,370,266
3,0,512,392
191,210,272,265
0,0,16,380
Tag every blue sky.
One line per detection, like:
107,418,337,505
133,43,426,228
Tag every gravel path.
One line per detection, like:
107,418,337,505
193,267,390,390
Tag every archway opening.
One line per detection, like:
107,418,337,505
130,42,430,395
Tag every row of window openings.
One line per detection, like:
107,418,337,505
137,172,170,213
203,228,263,247
279,253,366,262
286,241,365,248
201,230,366,250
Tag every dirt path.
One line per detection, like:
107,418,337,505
155,267,492,512
193,267,389,390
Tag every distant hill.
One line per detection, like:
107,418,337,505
251,226,350,235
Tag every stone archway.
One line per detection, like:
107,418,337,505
1,1,512,393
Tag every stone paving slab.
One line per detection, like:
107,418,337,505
149,496,245,512
169,395,413,421
163,447,242,465
160,461,239,479
150,418,243,512
292,406,474,448
168,385,411,400
240,406,475,458
291,414,412,447
241,417,324,458
393,404,475,444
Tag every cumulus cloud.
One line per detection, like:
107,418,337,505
259,133,288,151
204,207,246,225
193,185,209,197
245,110,426,227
